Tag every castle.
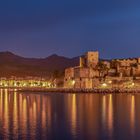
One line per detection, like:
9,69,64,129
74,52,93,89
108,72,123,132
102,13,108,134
64,51,140,89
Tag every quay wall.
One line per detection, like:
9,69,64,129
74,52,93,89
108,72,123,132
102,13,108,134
17,87,140,94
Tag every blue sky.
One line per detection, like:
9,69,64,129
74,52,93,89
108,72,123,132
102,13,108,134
0,0,140,58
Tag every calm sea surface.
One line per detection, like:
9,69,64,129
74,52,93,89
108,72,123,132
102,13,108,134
0,89,140,140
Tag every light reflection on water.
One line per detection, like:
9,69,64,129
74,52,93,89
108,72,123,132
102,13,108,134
0,89,139,140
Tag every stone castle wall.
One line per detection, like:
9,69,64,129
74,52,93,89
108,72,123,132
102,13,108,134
64,51,140,89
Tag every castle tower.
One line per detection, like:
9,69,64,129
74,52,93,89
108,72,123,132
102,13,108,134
85,51,99,68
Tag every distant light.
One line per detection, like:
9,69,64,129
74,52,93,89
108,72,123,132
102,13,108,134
108,80,112,84
4,84,8,87
48,83,51,87
14,83,17,87
72,80,75,85
102,83,107,87
132,83,135,86
23,83,26,86
43,83,46,87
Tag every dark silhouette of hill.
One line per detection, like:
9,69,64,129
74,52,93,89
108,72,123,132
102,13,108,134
0,51,79,77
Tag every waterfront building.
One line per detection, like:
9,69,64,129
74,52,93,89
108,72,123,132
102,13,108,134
64,51,140,89
0,77,54,88
64,51,100,89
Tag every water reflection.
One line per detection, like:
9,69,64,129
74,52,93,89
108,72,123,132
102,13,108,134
130,95,135,136
71,94,77,136
0,89,139,140
13,92,18,139
3,89,10,139
108,95,113,137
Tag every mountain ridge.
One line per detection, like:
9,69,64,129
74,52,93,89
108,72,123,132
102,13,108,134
0,51,79,77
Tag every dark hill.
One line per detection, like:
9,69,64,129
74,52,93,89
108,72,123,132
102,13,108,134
0,52,79,77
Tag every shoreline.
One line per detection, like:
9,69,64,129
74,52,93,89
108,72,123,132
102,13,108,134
0,87,140,94
16,87,140,94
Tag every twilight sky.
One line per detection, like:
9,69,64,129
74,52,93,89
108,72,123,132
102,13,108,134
0,0,140,59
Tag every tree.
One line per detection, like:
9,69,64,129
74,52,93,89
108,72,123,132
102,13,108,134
96,61,109,80
52,70,64,79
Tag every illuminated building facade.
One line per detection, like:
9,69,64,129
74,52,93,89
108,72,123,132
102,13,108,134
64,51,140,89
0,77,55,88
64,51,100,89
